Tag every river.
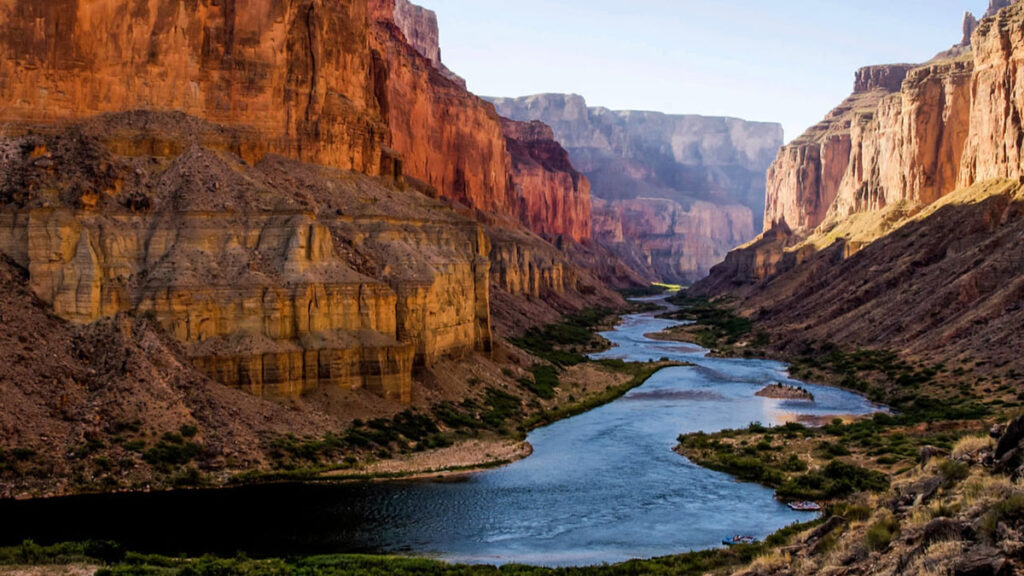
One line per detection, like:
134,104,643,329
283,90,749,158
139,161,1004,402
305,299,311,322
0,297,881,566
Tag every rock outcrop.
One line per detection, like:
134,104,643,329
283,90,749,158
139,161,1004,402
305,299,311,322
501,119,591,243
388,0,465,87
491,93,782,283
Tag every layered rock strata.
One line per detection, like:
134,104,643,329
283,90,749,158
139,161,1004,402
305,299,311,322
0,0,591,248
763,64,916,233
0,114,496,402
491,93,782,283
591,197,754,284
762,4,1024,239
0,0,389,175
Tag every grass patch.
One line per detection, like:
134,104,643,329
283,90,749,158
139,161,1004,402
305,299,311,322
510,308,615,366
523,361,685,430
679,423,890,501
518,365,560,399
663,295,753,350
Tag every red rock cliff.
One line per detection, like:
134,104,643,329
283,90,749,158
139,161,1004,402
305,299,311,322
960,4,1024,186
368,0,518,218
0,0,593,244
501,119,591,242
0,0,389,175
764,64,915,232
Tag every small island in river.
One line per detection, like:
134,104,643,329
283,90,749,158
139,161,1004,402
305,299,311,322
755,383,814,401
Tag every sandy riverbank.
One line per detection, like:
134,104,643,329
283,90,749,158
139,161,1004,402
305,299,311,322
325,438,534,482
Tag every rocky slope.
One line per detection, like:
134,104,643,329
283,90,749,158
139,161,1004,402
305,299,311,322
491,93,783,283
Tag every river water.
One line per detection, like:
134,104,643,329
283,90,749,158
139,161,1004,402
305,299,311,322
0,298,881,566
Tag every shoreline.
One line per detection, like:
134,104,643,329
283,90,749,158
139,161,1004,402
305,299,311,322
322,438,534,483
644,323,893,409
2,360,678,502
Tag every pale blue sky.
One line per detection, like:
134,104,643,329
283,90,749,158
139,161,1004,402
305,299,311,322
422,0,989,142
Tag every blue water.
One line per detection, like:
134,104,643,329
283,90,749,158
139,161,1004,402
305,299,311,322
0,297,882,566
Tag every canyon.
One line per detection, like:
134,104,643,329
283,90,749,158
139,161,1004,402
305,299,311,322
0,0,630,496
492,93,783,283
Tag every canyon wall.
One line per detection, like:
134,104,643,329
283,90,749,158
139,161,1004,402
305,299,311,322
959,3,1024,186
0,0,389,174
763,3,1024,239
0,114,497,402
0,0,624,408
501,119,591,243
491,93,782,283
763,64,915,233
700,2,1024,312
0,0,591,249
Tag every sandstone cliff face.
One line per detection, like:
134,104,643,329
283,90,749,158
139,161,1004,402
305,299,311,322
764,64,915,232
831,59,973,219
491,93,782,283
368,2,516,219
0,0,623,413
0,0,389,175
959,4,1024,186
501,119,591,243
592,197,754,283
715,58,973,287
0,114,495,402
697,3,1024,377
0,0,592,247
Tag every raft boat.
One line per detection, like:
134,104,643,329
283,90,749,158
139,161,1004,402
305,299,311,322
722,535,758,546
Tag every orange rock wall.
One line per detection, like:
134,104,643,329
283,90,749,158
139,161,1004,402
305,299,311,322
710,3,1024,293
0,0,388,174
0,0,593,245
369,2,517,218
960,4,1024,186
502,119,591,243
765,57,975,233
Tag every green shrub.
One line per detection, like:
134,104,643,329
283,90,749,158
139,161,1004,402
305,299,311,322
519,365,559,399
782,454,808,472
865,515,899,551
142,435,203,470
981,493,1024,542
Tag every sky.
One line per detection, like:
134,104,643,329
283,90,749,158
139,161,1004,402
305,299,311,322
421,0,990,142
